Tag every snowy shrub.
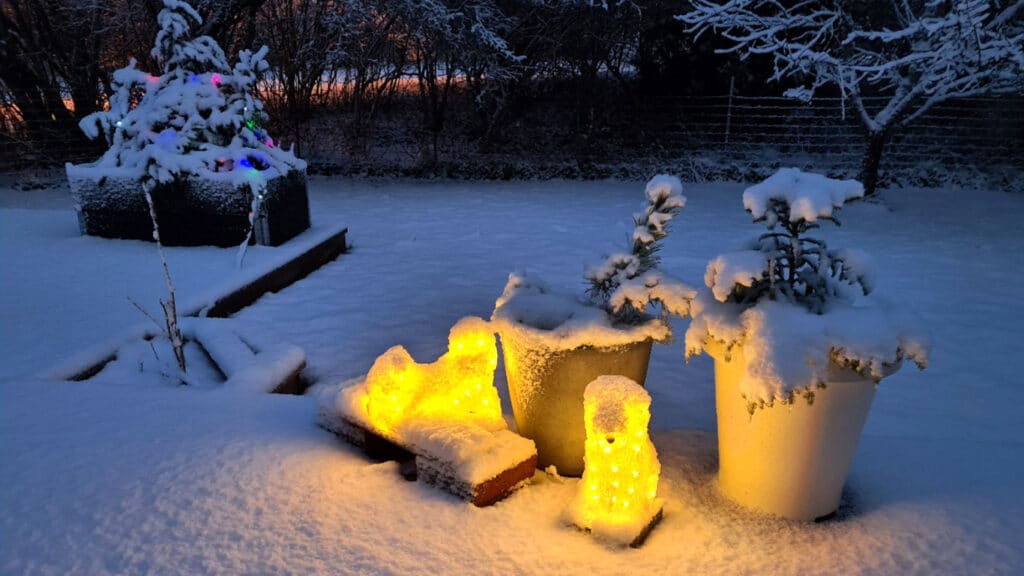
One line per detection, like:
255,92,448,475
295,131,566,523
686,168,929,411
585,175,696,325
716,168,871,314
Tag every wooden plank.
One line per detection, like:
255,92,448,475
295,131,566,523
319,415,536,507
196,226,348,318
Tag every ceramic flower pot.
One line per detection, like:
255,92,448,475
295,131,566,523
498,323,653,477
709,341,889,521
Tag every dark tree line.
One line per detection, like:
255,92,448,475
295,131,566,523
1,0,766,165
3,0,1020,185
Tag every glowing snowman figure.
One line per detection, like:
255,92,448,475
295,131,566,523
363,317,504,434
570,375,663,546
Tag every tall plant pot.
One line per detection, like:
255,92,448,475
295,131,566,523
710,342,884,521
498,324,653,477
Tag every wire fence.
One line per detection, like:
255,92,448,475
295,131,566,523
3,92,1022,186
631,95,1023,173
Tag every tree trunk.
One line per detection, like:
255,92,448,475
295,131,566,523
859,128,891,196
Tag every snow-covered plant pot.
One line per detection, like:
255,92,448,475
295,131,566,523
492,176,696,476
685,168,928,521
67,0,309,247
68,166,308,247
709,339,883,521
494,293,657,476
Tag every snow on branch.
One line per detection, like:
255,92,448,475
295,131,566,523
679,0,1024,132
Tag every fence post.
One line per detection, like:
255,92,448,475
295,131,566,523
724,75,735,145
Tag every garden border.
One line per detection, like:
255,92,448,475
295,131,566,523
49,225,348,388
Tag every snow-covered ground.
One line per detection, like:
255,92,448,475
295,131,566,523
1,177,1022,575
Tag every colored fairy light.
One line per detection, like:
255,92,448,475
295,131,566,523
189,74,200,84
238,157,253,169
211,73,221,86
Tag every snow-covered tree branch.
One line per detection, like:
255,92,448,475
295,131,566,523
679,0,1024,194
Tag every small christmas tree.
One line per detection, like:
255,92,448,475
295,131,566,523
79,0,304,210
73,0,309,381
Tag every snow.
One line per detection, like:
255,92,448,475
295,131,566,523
704,250,766,303
491,272,671,350
686,298,928,405
396,422,536,486
742,168,864,223
2,177,1024,574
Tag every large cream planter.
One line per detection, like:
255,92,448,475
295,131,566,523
499,325,653,477
710,342,887,521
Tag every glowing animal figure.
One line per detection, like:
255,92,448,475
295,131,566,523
570,375,662,546
363,316,503,434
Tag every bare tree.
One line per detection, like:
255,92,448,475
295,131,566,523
679,0,1024,194
326,0,407,154
255,0,339,155
388,0,520,170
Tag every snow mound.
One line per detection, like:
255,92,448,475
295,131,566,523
743,168,864,223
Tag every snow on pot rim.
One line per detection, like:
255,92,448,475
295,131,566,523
685,294,929,408
491,272,670,352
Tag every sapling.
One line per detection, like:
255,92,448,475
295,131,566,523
726,197,870,315
143,181,187,380
686,168,927,413
586,175,695,325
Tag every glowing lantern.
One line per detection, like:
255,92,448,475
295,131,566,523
362,317,504,435
568,375,663,547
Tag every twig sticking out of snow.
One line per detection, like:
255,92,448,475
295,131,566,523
144,185,186,381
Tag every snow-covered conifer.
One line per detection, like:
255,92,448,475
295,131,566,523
79,0,304,198
710,168,869,314
586,175,696,323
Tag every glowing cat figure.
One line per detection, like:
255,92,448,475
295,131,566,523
570,375,663,547
363,316,504,435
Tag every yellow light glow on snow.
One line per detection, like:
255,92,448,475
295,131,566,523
363,317,503,434
573,376,661,533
